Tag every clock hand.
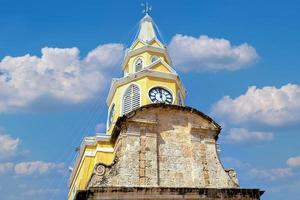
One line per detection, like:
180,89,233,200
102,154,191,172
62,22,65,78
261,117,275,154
160,93,165,102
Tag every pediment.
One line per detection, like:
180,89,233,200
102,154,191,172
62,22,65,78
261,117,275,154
145,59,177,74
130,39,147,50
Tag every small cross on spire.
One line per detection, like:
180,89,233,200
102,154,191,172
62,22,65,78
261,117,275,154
141,2,152,15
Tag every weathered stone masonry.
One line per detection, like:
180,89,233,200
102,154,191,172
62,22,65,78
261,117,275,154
79,104,263,200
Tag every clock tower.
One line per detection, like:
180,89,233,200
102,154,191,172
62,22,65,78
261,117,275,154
106,13,186,134
68,12,263,200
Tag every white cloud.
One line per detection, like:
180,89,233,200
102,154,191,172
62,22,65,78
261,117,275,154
222,156,251,170
0,132,20,159
95,123,106,133
226,128,273,142
249,167,293,181
168,34,258,72
14,161,64,175
0,162,14,174
287,156,300,168
23,188,60,196
212,83,300,126
0,44,124,112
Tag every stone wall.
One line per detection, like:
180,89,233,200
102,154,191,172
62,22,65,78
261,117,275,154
88,105,238,189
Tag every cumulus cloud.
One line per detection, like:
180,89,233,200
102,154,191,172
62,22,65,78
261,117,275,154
212,83,300,126
223,156,300,186
222,157,251,170
168,34,258,72
0,132,20,159
0,162,14,174
226,128,273,142
249,167,293,181
0,44,124,112
222,157,294,182
23,188,60,196
14,161,64,175
287,156,300,168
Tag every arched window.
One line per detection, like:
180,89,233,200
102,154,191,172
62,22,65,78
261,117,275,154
151,56,159,63
123,84,141,115
134,58,143,72
107,104,115,128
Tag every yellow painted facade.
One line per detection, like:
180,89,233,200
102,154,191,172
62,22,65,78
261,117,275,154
68,13,186,200
68,141,114,200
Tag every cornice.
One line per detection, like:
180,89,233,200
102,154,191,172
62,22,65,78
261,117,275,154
122,45,171,70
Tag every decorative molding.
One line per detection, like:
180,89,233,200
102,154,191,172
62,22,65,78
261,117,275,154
95,164,106,176
87,158,119,188
144,58,177,75
126,132,141,137
191,124,217,131
128,118,158,125
84,147,114,157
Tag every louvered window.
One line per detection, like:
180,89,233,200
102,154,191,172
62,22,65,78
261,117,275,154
123,84,141,115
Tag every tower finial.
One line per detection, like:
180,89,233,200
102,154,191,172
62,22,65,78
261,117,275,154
141,2,152,15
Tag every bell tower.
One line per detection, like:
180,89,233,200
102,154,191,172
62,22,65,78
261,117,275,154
106,13,186,134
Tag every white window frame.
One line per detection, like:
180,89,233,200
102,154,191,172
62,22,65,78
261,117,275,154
106,103,115,130
134,57,144,72
150,55,159,63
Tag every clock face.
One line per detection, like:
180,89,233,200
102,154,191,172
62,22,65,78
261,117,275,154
149,87,173,104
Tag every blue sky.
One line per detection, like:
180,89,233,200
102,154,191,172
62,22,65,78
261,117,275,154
0,0,300,199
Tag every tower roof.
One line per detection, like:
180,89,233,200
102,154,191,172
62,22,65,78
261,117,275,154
136,14,161,44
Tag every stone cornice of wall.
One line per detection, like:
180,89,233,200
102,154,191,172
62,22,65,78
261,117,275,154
110,104,222,144
75,187,264,200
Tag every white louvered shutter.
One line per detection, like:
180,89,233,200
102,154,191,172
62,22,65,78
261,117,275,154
132,84,140,110
123,84,141,115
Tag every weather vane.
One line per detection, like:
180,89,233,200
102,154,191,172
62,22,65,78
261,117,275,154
141,2,152,15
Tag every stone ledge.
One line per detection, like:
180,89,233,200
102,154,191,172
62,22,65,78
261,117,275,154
75,187,264,200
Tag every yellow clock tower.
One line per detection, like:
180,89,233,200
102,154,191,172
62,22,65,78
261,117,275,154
106,13,186,134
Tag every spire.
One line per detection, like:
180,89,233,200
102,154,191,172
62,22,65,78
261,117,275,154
137,14,157,43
